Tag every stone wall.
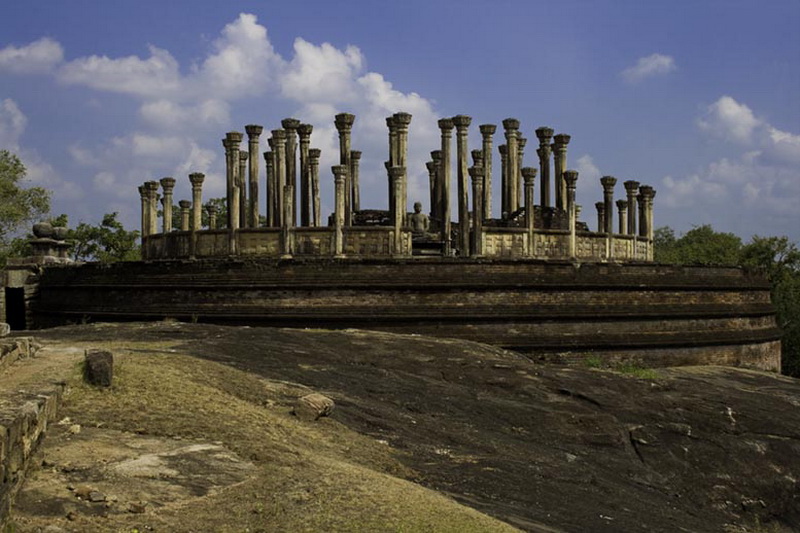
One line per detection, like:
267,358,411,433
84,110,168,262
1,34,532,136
31,259,781,371
0,341,61,526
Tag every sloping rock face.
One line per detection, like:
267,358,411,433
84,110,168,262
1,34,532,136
34,323,800,532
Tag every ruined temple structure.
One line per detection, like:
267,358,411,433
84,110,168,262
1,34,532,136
1,112,782,372
138,113,658,262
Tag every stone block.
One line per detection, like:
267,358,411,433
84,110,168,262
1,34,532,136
293,393,334,421
84,349,114,387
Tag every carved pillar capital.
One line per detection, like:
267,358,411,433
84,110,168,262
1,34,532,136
225,131,243,146
452,114,472,130
521,166,537,186
297,123,313,139
189,172,205,188
160,177,176,193
334,113,355,133
535,126,554,146
351,150,362,161
502,118,520,131
479,124,497,136
245,124,263,139
309,148,321,161
438,118,455,133
393,112,412,130
563,170,579,190
430,149,442,162
281,118,301,132
471,149,484,167
600,175,617,192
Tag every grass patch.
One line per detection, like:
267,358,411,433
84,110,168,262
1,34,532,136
614,363,660,380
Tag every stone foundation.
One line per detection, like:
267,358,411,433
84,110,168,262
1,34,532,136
31,259,781,371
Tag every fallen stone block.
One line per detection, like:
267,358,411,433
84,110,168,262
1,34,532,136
84,349,113,387
293,393,335,421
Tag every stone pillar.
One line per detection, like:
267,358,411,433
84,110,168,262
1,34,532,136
334,113,355,226
309,148,322,227
388,166,405,257
245,125,263,228
426,160,437,219
498,144,508,217
264,150,274,227
453,115,472,254
386,116,397,211
281,184,293,258
282,118,300,226
563,170,579,259
179,200,191,231
271,130,287,228
438,118,454,254
522,167,537,257
479,124,496,219
595,202,605,233
297,124,313,227
552,134,571,210
351,150,362,214
502,119,520,214
138,185,149,238
394,112,412,222
430,150,442,222
624,180,640,236
616,199,628,235
189,172,205,231
222,138,233,229
469,165,485,257
640,185,656,240
237,153,248,228
600,176,617,235
146,181,159,241
225,132,243,232
332,165,347,258
159,177,176,234
535,127,554,209
206,203,218,230
517,136,527,210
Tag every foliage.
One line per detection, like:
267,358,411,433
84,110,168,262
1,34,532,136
654,224,742,266
655,225,800,376
0,151,51,265
69,212,140,262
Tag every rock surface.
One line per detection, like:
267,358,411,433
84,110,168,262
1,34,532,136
294,392,335,421
83,349,113,387
23,323,800,531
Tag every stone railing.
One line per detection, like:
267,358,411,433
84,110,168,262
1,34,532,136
481,228,651,261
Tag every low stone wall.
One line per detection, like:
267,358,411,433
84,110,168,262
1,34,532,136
31,259,781,371
0,337,38,373
0,340,62,526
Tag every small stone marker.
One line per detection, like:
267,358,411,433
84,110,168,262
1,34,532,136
293,393,335,421
0,323,10,337
84,349,113,387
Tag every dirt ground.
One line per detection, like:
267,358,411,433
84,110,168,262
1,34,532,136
6,322,800,532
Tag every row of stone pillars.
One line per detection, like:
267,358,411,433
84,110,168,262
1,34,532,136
592,178,657,261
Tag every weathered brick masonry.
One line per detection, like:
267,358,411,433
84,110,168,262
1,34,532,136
32,259,781,371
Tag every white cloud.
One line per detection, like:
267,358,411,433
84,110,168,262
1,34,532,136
697,95,760,143
621,53,676,83
139,99,230,130
0,98,27,149
0,38,64,74
282,39,363,103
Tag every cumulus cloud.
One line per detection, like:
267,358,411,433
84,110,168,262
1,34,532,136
0,37,64,74
0,98,27,149
621,53,676,83
661,96,800,234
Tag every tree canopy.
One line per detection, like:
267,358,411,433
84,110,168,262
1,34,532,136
0,150,50,244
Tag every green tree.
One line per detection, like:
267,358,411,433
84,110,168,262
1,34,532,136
0,150,51,265
654,224,742,266
69,213,140,262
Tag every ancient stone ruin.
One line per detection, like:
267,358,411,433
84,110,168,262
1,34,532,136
138,113,657,261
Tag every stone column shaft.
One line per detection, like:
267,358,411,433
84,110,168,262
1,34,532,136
159,177,176,234
282,119,300,226
616,199,628,235
430,150,442,222
503,119,521,214
146,181,159,241
335,113,355,226
297,124,313,227
453,115,472,254
351,150,362,214
624,180,640,236
271,130,287,228
426,161,436,219
206,204,218,230
389,166,405,256
264,151,275,227
553,134,571,210
438,119,454,254
179,200,191,231
281,184,293,258
138,185,149,240
479,124,496,219
238,153,248,228
470,165,485,257
189,173,205,231
498,144,508,217
309,149,321,227
245,125,263,228
522,167,537,257
332,165,347,257
596,202,606,234
535,127,554,209
394,113,412,224
225,132,243,232
564,170,579,259
386,116,397,210
601,176,617,235
517,137,527,211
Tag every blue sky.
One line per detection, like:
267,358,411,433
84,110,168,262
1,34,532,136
1,0,798,242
